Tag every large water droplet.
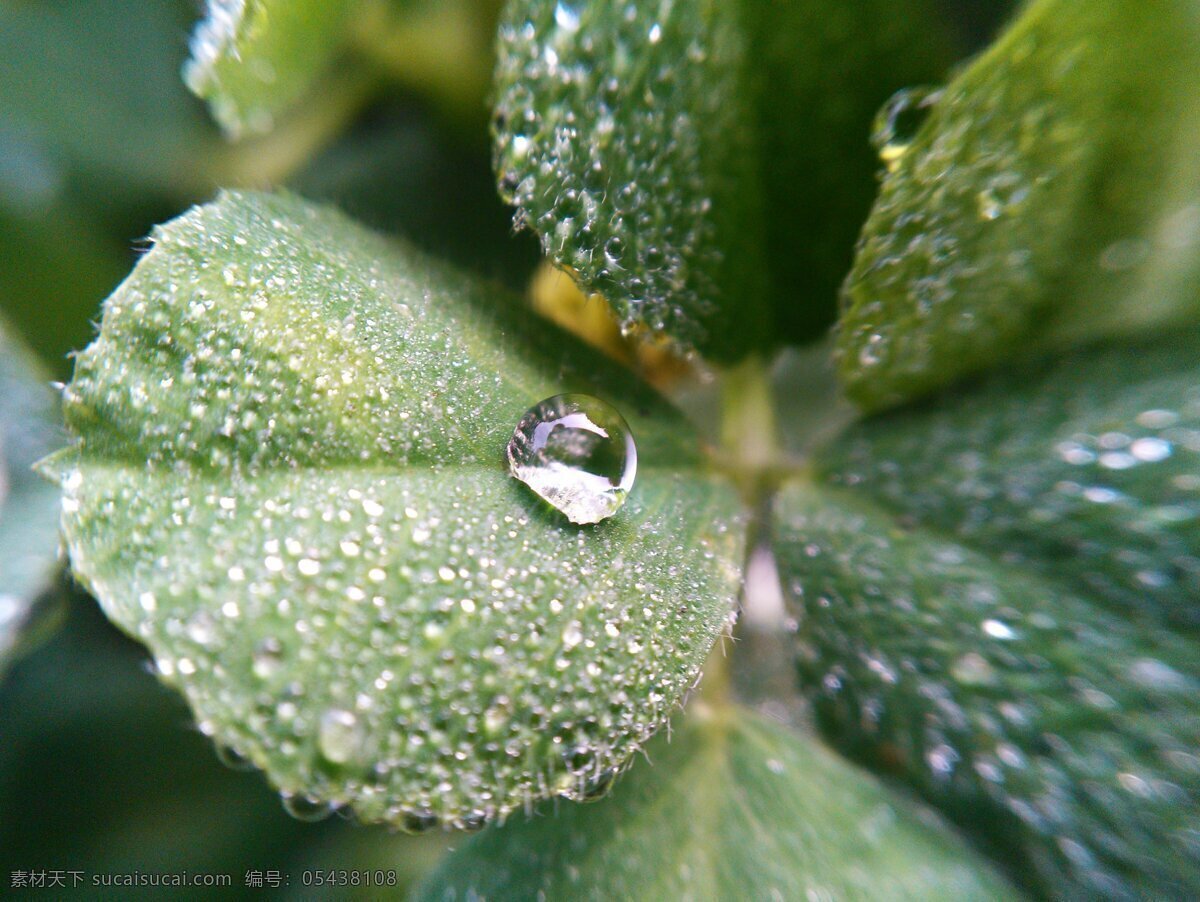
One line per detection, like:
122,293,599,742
872,86,943,173
507,393,636,525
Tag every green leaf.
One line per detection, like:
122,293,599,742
492,1,958,357
184,0,362,138
44,191,745,829
773,334,1200,897
0,319,63,675
820,331,1200,630
417,706,1014,900
838,0,1200,410
492,0,771,360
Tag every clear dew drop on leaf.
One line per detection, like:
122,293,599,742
872,86,944,173
507,393,637,525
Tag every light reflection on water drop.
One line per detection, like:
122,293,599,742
317,707,363,765
871,86,944,173
281,792,335,822
506,393,636,525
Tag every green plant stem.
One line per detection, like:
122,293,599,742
718,353,779,485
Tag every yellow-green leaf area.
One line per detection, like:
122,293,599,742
46,191,746,829
184,0,361,138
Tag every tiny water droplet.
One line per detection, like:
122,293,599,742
317,708,363,765
252,636,284,679
579,769,616,802
554,1,581,32
459,812,488,832
507,394,636,525
281,792,335,822
401,809,440,834
215,744,255,771
872,86,943,173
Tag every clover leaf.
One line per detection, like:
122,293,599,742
776,331,1200,897
838,0,1200,410
42,190,745,828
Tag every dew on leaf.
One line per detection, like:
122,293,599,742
281,792,335,822
871,86,943,174
317,707,364,765
215,743,255,771
401,809,440,835
507,393,636,525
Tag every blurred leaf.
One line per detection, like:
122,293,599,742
0,0,229,373
184,0,363,138
288,103,540,291
838,0,1200,410
0,0,220,197
819,330,1200,630
44,191,746,829
349,0,504,125
418,705,1014,900
0,202,128,378
492,1,959,357
492,0,771,360
774,335,1200,897
0,320,63,676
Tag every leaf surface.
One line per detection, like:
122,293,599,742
838,0,1200,409
492,0,770,359
46,191,745,828
821,331,1200,630
775,334,1200,896
417,706,1014,900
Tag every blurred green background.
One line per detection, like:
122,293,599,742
0,0,1014,895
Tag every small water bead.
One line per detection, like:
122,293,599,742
506,393,636,525
317,707,364,765
215,744,255,771
401,809,440,835
871,86,944,173
281,792,335,822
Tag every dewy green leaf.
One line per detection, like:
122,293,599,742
838,0,1200,410
492,1,958,357
0,319,63,675
774,334,1200,897
492,0,771,360
43,191,745,829
820,331,1200,630
417,705,1014,901
184,0,362,138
